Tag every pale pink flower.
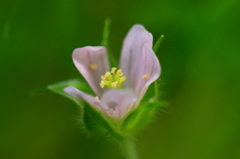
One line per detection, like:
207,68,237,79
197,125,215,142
64,25,161,119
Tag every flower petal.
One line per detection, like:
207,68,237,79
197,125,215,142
120,25,160,100
101,89,137,119
135,44,161,103
64,86,105,111
64,87,137,119
72,46,109,97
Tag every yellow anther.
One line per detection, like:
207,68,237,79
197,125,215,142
111,67,117,74
104,72,111,78
117,69,123,76
90,64,97,70
99,68,126,89
142,75,148,80
100,81,105,88
111,81,118,88
101,76,106,80
114,69,123,80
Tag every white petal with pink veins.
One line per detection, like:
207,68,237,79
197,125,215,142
135,44,161,102
101,89,137,119
72,46,109,97
120,25,161,100
64,86,105,111
64,87,137,119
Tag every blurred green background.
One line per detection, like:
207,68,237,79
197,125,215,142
1,0,240,158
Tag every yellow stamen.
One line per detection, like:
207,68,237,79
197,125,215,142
114,69,123,80
142,75,148,80
100,81,105,88
99,68,126,89
105,72,111,78
95,96,99,100
102,80,111,87
107,74,113,82
117,69,123,76
90,64,97,70
111,81,118,88
111,67,117,74
117,76,126,83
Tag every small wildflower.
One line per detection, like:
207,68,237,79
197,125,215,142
64,25,161,119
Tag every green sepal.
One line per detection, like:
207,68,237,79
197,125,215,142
47,79,92,106
47,79,125,141
47,79,93,96
121,99,167,135
153,34,164,53
46,79,166,140
101,18,118,67
83,103,125,141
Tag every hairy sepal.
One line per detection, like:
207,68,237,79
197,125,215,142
83,102,125,141
121,99,166,135
47,79,125,141
47,79,93,101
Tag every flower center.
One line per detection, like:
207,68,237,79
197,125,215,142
100,67,126,89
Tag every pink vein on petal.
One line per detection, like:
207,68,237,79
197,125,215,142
64,86,104,111
72,46,109,97
120,25,160,100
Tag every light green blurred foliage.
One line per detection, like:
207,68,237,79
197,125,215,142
0,0,240,159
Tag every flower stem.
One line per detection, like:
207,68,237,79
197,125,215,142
121,138,139,159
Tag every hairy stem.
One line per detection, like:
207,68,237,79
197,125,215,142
121,138,139,159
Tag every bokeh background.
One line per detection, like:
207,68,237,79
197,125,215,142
1,0,240,158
